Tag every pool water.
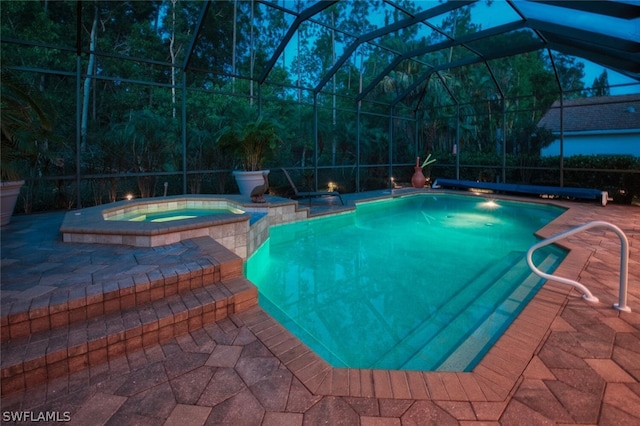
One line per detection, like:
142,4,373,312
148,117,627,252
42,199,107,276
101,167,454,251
246,194,566,371
106,207,245,222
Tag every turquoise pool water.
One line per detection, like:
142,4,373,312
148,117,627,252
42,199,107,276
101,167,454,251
246,194,566,371
106,207,244,222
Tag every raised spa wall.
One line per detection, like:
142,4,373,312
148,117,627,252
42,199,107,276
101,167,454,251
60,196,311,259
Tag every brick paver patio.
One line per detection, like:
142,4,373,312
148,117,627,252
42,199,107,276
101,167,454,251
1,191,638,425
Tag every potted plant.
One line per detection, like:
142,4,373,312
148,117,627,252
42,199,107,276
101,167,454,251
1,70,53,225
411,154,437,188
219,115,282,199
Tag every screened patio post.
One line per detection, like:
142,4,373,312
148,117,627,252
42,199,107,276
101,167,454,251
314,94,319,192
414,112,419,174
456,104,460,180
356,101,361,193
549,50,565,187
182,71,188,195
502,99,507,184
76,55,82,209
560,96,565,187
389,106,394,190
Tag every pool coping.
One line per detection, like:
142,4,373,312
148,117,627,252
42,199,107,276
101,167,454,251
237,192,610,401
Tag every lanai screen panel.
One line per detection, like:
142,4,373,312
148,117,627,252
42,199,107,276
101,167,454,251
513,1,640,80
1,0,639,211
361,58,429,109
2,1,81,73
2,1,77,49
190,2,257,79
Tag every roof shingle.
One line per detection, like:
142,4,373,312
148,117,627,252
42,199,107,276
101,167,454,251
538,93,640,133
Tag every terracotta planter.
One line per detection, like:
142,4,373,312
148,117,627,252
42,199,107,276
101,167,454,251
1,180,24,226
233,170,269,197
411,166,426,188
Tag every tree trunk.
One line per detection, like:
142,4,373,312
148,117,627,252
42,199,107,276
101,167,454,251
80,4,99,151
331,10,337,167
249,0,255,105
232,0,237,94
170,0,178,118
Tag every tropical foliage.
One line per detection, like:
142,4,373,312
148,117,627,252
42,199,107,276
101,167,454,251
0,70,54,181
1,0,636,211
217,112,283,172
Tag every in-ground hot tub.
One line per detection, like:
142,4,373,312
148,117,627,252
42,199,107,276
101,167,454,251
103,202,246,223
61,196,268,258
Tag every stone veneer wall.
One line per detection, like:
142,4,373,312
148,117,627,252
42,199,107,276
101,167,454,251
62,219,249,260
207,220,249,259
62,198,311,261
247,216,269,258
245,203,308,259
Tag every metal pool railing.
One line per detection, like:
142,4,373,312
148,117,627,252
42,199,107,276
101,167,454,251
526,221,631,312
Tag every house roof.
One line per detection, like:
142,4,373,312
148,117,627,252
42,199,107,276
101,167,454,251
538,93,640,133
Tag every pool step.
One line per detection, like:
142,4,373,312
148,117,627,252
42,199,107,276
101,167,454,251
258,293,351,368
0,278,257,395
371,251,525,369
1,237,242,343
436,254,560,371
0,237,257,396
401,253,560,371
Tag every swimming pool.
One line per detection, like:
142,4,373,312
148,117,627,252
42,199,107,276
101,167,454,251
246,193,567,371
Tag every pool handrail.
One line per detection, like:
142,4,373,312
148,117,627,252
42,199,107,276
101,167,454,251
526,220,630,312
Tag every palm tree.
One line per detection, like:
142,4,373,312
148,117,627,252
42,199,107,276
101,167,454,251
1,70,53,181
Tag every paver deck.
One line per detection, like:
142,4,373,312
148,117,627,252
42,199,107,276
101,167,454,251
1,190,638,425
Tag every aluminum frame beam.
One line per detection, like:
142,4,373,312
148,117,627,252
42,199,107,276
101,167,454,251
258,1,339,85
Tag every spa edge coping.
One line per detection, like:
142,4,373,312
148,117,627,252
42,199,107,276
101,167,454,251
59,194,303,237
